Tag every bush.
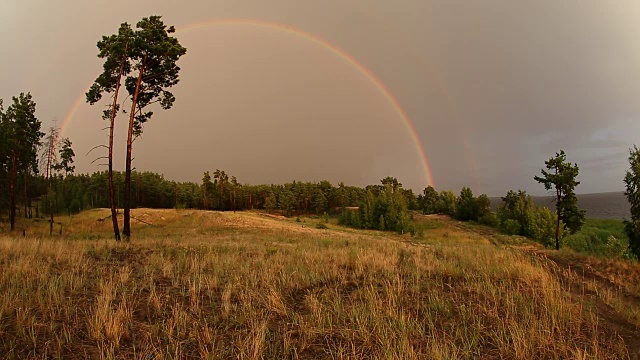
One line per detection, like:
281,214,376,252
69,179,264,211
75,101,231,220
502,219,522,235
528,206,558,248
315,222,328,229
479,212,499,227
605,235,628,258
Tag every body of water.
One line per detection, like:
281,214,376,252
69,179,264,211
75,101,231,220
490,191,630,220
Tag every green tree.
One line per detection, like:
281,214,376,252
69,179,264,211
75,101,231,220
122,16,187,239
201,171,213,210
278,190,295,217
534,150,586,250
86,22,133,241
528,206,559,248
5,93,43,230
623,145,640,258
264,191,277,213
380,177,402,193
55,138,75,176
419,185,439,214
41,125,60,235
456,187,478,221
313,189,328,214
497,190,534,236
476,194,492,220
438,190,457,216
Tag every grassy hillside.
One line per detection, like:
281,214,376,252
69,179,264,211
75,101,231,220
0,209,639,359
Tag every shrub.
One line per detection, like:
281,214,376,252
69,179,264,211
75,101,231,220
479,212,499,228
315,222,328,229
528,206,558,248
502,219,522,236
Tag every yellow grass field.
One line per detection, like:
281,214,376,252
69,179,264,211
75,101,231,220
0,209,639,359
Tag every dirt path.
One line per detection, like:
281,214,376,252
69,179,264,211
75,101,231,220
443,220,640,358
525,249,640,359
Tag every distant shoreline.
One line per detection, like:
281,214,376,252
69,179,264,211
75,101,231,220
491,191,630,220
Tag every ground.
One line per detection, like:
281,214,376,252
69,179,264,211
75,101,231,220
0,209,639,359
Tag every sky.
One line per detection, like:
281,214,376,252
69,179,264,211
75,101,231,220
1,0,639,196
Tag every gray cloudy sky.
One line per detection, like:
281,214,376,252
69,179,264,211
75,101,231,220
1,0,639,195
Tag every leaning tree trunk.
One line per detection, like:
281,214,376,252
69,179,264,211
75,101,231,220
106,43,128,242
123,65,145,239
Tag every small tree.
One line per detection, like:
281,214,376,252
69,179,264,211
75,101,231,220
623,145,640,258
201,171,213,210
498,190,534,236
56,138,75,177
534,150,586,250
476,194,492,220
455,187,478,221
313,189,328,214
437,190,457,216
264,192,277,213
419,185,439,214
41,125,60,235
5,93,43,230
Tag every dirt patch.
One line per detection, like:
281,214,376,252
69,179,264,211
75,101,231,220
527,249,640,358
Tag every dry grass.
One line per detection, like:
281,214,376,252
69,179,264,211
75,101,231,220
0,209,634,359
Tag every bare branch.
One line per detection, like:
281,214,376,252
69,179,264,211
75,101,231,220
90,156,109,164
86,144,108,156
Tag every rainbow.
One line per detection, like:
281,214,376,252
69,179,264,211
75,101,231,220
61,18,434,187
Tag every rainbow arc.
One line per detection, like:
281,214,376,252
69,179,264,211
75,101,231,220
60,18,434,186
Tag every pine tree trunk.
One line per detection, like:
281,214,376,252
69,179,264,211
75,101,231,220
555,208,560,250
0,166,4,222
23,172,27,219
49,186,54,236
123,65,145,239
9,152,17,231
106,43,128,242
555,167,561,251
25,171,31,219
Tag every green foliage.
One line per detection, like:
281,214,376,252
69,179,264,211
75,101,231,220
502,219,522,236
497,190,534,236
624,145,640,258
560,219,629,257
418,185,439,214
55,138,75,176
315,222,328,229
527,206,558,248
264,192,277,213
437,190,457,216
201,171,213,210
124,16,187,136
314,190,328,214
535,150,586,249
278,190,296,217
476,194,492,219
339,179,413,234
497,189,559,247
455,187,479,221
479,212,500,227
